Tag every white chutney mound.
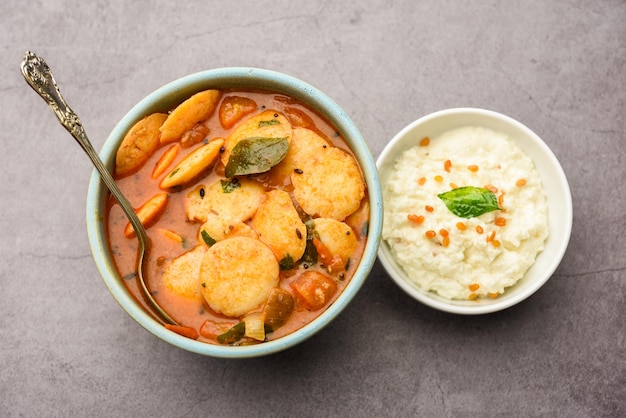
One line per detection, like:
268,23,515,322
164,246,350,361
382,126,548,300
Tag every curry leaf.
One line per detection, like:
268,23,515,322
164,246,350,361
200,230,216,247
217,322,245,344
301,240,318,265
437,186,501,218
225,137,289,178
302,221,318,265
220,179,240,193
258,119,280,127
279,254,295,270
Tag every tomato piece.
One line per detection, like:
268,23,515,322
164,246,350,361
199,319,238,340
261,288,295,330
290,271,338,310
312,238,345,272
180,123,210,148
284,106,316,130
219,96,257,129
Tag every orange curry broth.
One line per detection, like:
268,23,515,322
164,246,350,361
105,90,369,344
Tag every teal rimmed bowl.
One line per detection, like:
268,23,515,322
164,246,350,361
86,68,382,358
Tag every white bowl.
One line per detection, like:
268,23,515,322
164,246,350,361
376,108,572,314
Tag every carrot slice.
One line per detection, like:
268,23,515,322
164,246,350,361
151,144,179,179
165,324,199,340
124,192,169,238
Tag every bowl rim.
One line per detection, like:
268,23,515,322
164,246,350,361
376,107,572,314
86,67,382,358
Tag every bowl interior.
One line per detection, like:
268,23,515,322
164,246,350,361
377,108,572,314
87,68,382,357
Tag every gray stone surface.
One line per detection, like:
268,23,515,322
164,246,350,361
1,0,624,416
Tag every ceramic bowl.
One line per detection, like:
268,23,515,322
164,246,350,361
86,68,382,357
377,108,572,314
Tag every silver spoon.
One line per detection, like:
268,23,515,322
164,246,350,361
21,51,177,326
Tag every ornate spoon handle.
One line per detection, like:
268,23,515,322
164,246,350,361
20,52,143,238
20,51,176,326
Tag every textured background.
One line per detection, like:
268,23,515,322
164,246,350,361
1,0,624,416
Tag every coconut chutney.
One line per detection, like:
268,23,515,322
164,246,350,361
382,126,548,300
